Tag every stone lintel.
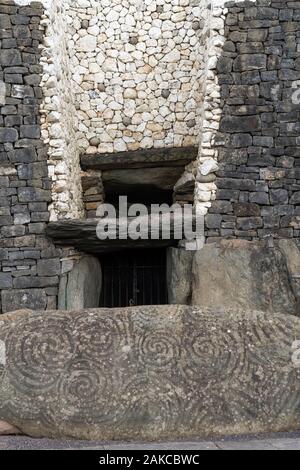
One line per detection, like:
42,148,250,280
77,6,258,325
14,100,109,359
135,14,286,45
80,147,198,171
46,217,184,254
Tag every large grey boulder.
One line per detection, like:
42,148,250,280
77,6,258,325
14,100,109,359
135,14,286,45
192,240,299,315
0,306,300,440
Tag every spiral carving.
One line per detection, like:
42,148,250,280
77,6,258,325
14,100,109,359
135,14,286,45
74,312,126,361
0,306,300,440
182,324,243,383
6,314,75,392
137,330,181,371
57,358,114,424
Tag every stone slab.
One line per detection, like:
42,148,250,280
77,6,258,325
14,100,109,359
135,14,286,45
58,256,102,310
46,217,181,253
81,147,197,171
0,306,300,440
167,248,194,304
192,240,299,316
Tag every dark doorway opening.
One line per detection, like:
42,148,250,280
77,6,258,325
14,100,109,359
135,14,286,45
100,248,168,308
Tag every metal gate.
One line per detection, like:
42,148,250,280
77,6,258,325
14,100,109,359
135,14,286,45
100,249,168,308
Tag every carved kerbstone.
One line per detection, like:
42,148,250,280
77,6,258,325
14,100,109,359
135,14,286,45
0,306,300,440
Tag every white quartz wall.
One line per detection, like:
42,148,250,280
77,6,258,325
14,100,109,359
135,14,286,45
39,0,84,221
35,0,243,220
67,0,204,155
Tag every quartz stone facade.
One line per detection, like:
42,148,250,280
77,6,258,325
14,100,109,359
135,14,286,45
68,0,203,155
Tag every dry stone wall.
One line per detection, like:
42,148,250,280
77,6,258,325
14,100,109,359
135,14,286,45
203,0,300,241
0,0,83,314
0,0,61,312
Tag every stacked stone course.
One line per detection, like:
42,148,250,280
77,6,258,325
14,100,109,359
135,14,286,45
206,0,300,241
0,0,65,313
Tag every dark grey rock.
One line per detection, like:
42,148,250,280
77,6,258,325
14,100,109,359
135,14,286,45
18,187,51,203
13,25,30,39
0,13,11,29
220,116,261,133
13,276,58,289
1,289,47,313
0,273,12,289
0,50,22,67
0,128,18,143
210,200,233,214
20,125,40,139
234,203,260,217
9,148,36,163
290,193,300,205
161,89,171,99
233,54,267,72
270,189,289,205
236,217,263,230
206,214,222,229
230,134,253,147
249,192,270,205
37,259,60,277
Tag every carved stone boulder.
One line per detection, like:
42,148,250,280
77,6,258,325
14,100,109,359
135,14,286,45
0,306,300,440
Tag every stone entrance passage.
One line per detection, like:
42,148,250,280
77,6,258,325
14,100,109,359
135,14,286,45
100,249,168,308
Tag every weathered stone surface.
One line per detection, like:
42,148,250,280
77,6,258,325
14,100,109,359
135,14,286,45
0,3,60,315
166,248,194,305
0,128,18,143
47,217,182,253
192,240,299,315
102,167,184,193
1,289,47,314
0,421,20,436
58,256,102,310
81,147,197,171
1,306,300,440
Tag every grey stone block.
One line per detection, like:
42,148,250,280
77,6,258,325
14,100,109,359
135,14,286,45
270,189,289,205
290,192,300,204
236,217,263,230
1,289,47,313
234,203,260,217
249,192,270,205
0,49,22,67
58,256,101,310
13,276,59,289
0,273,12,289
37,259,61,277
233,54,267,72
20,125,40,139
9,148,36,163
206,214,222,229
0,128,18,143
220,116,261,133
1,305,300,440
18,187,51,203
